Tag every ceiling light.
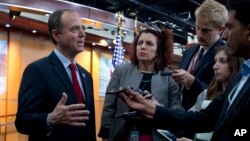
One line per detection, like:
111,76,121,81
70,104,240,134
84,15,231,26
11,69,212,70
5,24,10,28
100,39,108,46
32,30,37,33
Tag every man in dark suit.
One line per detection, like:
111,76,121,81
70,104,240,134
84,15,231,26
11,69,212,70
172,0,227,110
15,9,96,141
120,0,250,140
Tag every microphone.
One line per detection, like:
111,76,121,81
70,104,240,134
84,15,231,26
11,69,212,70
106,88,128,95
106,87,150,96
106,87,133,95
113,89,152,119
160,71,173,76
115,111,137,119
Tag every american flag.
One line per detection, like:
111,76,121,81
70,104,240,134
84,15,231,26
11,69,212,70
112,32,125,69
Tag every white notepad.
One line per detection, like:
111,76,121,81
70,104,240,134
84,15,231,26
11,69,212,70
157,129,176,141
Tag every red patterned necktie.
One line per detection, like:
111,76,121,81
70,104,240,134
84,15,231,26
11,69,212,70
69,63,84,103
189,47,204,74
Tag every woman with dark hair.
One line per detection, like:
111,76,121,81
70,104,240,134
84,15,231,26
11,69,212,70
129,28,173,71
178,46,244,141
98,28,184,141
190,46,243,112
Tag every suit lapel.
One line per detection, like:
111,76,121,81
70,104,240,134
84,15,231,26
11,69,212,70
49,52,78,103
76,64,89,103
193,39,225,74
193,47,214,74
221,72,242,115
181,45,199,70
215,72,243,130
226,76,250,115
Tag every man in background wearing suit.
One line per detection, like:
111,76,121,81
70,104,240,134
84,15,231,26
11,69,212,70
15,9,96,141
120,0,250,140
172,0,227,110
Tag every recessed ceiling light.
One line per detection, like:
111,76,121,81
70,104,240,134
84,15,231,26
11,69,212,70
5,24,10,28
32,30,37,33
100,39,108,46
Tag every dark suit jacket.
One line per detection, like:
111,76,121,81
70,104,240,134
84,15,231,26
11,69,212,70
153,71,250,141
15,51,96,141
180,39,225,110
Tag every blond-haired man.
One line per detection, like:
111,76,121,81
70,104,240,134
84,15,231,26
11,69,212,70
172,0,228,111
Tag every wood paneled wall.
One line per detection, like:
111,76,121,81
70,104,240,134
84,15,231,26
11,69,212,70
0,28,8,141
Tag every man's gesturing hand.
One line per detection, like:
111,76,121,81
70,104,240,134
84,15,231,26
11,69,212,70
48,92,90,126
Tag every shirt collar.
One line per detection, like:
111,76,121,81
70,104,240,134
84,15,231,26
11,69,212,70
201,38,220,52
53,49,76,69
240,59,250,77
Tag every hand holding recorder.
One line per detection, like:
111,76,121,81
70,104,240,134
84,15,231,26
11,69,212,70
106,87,154,119
106,87,152,98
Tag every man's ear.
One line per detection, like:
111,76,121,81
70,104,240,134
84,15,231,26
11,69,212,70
246,24,250,41
51,29,60,43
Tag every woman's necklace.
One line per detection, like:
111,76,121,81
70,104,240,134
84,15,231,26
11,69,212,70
141,79,151,83
139,72,154,92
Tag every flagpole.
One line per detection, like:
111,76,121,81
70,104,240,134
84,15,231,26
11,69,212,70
111,12,125,72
